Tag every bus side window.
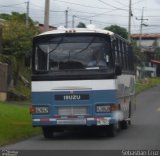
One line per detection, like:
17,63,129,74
35,47,48,71
119,40,124,71
124,42,128,71
111,40,116,64
122,42,127,71
116,38,121,66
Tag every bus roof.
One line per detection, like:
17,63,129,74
37,26,115,37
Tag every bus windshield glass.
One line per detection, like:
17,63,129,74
34,34,111,72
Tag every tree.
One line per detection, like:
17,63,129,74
104,25,128,39
1,12,39,57
77,22,86,28
2,20,37,56
0,12,38,100
153,40,160,59
0,12,35,26
132,41,144,66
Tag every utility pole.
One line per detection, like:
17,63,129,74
65,9,69,28
128,0,132,42
44,0,50,32
139,7,144,48
136,7,148,47
72,15,76,28
25,1,29,28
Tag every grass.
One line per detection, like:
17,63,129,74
136,77,160,94
0,102,41,146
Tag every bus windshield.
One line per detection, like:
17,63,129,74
34,34,111,72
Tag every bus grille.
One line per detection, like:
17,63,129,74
58,107,87,116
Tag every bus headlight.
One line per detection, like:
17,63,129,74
35,106,49,114
96,105,110,113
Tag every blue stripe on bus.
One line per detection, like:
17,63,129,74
32,90,118,120
32,90,117,105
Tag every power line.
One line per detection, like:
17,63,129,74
70,9,128,17
137,16,160,18
0,3,25,7
114,0,128,7
71,12,129,19
30,2,64,12
30,3,43,9
73,15,137,27
54,0,113,10
70,9,96,15
132,0,145,5
97,0,128,11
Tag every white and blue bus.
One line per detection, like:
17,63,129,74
30,26,136,138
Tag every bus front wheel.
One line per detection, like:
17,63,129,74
120,120,129,129
107,124,118,137
42,127,54,139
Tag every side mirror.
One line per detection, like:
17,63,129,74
115,65,122,76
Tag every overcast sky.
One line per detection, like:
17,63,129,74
0,0,160,34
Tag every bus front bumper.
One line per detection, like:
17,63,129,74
32,117,118,127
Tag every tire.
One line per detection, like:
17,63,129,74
99,127,108,137
42,127,54,139
129,102,132,118
128,119,131,125
120,120,128,129
107,124,118,137
120,101,132,129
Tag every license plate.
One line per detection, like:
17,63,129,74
97,118,109,126
57,119,86,125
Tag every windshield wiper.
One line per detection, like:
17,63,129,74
74,37,96,55
49,37,64,54
36,37,64,54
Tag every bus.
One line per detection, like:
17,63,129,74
30,25,136,138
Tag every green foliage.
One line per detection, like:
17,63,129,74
104,25,128,39
0,12,35,26
2,21,38,57
156,47,160,59
77,22,86,28
1,12,39,57
0,12,37,100
136,78,160,94
0,54,18,77
132,41,144,66
153,40,160,59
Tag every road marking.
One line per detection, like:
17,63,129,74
157,108,160,112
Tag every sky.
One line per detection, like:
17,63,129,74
0,0,160,34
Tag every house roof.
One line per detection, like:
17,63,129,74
38,24,57,33
151,60,160,64
131,33,160,39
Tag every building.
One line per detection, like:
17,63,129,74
38,23,57,33
131,33,160,77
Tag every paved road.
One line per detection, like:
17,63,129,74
2,86,160,150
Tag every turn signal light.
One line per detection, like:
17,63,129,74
29,106,36,114
111,104,119,112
